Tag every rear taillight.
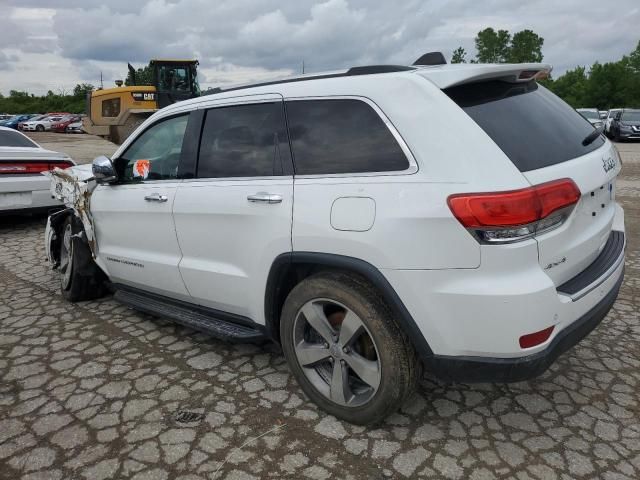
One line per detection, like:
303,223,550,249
447,179,580,244
0,161,74,175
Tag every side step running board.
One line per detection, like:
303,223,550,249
114,288,266,343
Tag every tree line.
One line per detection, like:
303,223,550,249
0,84,94,114
453,28,640,110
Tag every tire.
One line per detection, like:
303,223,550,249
280,272,418,425
36,124,44,132
59,216,107,302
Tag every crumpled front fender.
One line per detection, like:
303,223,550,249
45,208,74,269
43,164,97,257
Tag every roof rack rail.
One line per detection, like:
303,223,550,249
346,65,416,75
203,65,416,96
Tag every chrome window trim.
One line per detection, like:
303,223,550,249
180,175,294,184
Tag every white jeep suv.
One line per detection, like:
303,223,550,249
45,59,625,424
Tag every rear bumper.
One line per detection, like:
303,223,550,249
383,201,625,381
425,267,623,382
0,175,62,212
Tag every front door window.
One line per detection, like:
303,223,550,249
115,114,188,182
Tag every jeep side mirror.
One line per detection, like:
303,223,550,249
92,156,117,184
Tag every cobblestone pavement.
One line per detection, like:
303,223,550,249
1,142,639,479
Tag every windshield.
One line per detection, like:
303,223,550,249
445,81,605,172
578,110,600,120
0,130,38,148
621,111,640,122
158,65,189,93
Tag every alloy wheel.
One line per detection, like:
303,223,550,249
293,298,381,407
59,223,73,289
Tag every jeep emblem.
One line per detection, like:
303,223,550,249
602,156,616,173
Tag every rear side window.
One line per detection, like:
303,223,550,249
197,102,291,178
0,130,37,148
286,99,409,175
445,81,605,172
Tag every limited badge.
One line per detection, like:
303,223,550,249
133,159,150,179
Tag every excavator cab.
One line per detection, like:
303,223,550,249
85,58,200,145
151,60,200,108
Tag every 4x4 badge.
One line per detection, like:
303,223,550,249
602,156,616,173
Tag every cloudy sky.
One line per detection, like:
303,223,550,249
1,0,639,95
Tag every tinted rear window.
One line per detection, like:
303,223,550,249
286,99,409,175
0,130,37,148
445,81,605,172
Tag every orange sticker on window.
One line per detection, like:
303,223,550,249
133,159,150,179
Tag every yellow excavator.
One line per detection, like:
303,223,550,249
83,59,200,144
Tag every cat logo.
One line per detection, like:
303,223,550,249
131,92,156,102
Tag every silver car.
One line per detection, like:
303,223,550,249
576,108,604,129
0,127,75,214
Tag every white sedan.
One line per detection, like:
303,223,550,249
0,127,75,214
21,115,64,132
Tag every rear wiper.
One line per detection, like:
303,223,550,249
582,125,604,146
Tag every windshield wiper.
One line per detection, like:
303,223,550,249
582,125,604,146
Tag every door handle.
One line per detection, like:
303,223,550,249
247,192,283,204
144,193,168,202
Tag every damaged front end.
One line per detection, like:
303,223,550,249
43,164,97,267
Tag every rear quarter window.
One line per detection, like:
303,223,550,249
445,81,605,172
286,99,409,175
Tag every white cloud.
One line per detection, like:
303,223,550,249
0,0,638,95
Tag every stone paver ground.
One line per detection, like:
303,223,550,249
0,140,639,479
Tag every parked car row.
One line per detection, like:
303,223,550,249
0,113,85,134
606,108,640,141
577,107,640,142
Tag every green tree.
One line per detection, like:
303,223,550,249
584,61,632,109
451,47,467,64
475,28,511,63
628,40,640,73
125,63,154,86
542,66,588,107
507,29,544,63
73,83,94,98
625,41,640,106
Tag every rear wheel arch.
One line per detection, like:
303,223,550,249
264,252,434,361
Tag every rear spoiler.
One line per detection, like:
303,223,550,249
418,63,552,89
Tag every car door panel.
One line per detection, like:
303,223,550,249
173,178,293,320
92,113,192,300
92,182,191,300
172,95,293,324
